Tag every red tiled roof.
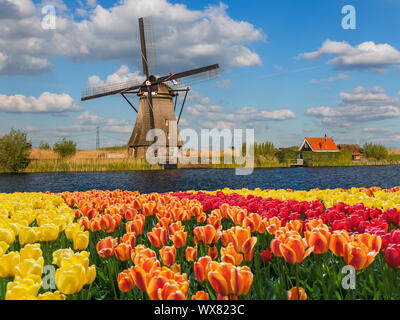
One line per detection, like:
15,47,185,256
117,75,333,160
352,152,362,155
304,137,339,151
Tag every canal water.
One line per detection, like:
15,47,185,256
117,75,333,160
0,166,399,193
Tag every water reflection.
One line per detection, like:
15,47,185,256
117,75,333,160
0,166,399,193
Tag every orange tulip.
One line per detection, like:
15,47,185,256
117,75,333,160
221,230,234,247
125,208,138,221
230,226,257,261
194,256,213,282
130,266,149,292
185,246,198,262
196,212,207,223
120,232,136,248
305,227,331,254
355,233,382,252
288,287,307,300
271,237,283,257
329,230,350,257
344,240,378,270
286,220,303,234
279,235,313,264
221,243,243,266
207,263,253,298
208,246,218,260
159,246,176,267
142,201,157,216
90,218,102,232
266,217,282,235
147,227,168,249
305,219,325,232
147,276,187,300
126,215,145,235
156,217,171,230
207,214,222,230
193,225,221,247
228,207,247,226
118,269,135,292
243,213,266,234
170,230,187,249
191,290,209,300
115,243,132,262
96,237,118,259
100,214,117,233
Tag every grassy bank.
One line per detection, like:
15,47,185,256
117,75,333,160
1,148,400,173
22,158,161,173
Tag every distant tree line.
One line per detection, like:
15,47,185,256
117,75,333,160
0,128,77,172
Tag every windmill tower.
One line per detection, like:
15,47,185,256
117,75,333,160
81,17,220,162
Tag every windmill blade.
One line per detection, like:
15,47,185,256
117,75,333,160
157,64,220,86
81,79,142,101
139,17,157,78
142,16,157,76
139,17,149,78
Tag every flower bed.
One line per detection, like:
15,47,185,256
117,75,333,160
1,187,400,300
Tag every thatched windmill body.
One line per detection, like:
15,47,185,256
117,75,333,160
81,17,220,160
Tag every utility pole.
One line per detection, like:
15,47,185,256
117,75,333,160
96,127,100,150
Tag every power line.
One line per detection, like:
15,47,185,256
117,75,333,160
96,127,100,150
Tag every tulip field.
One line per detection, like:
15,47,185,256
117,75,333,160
1,186,400,300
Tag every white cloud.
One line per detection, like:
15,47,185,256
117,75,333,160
216,79,232,89
182,102,295,133
300,40,400,72
88,65,146,87
86,0,97,8
310,73,350,84
305,86,400,126
0,0,265,75
23,125,39,132
0,92,82,114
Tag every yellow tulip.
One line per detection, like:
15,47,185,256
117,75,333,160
0,228,15,245
5,278,41,300
0,241,9,256
20,243,43,261
61,251,90,270
73,231,89,251
55,264,86,295
85,265,97,285
52,248,74,267
0,251,20,278
15,258,43,284
65,223,83,240
19,227,39,246
37,291,66,300
39,224,59,242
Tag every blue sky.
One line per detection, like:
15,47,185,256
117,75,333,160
1,0,400,149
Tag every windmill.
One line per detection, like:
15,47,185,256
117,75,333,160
81,17,220,161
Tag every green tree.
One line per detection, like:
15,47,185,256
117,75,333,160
362,143,388,160
39,141,51,150
53,138,77,158
0,129,31,172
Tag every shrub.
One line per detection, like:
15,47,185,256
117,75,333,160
53,138,77,158
277,147,299,163
39,141,52,150
362,143,388,160
0,129,31,172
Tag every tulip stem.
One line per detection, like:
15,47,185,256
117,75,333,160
108,260,118,300
295,263,300,298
